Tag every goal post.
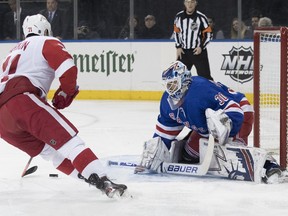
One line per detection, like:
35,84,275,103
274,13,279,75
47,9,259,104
253,27,288,169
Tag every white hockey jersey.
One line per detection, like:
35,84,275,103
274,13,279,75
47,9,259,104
0,36,76,97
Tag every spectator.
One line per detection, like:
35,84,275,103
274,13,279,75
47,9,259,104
173,0,213,80
39,0,68,40
251,15,261,29
77,20,100,39
118,15,143,39
245,10,262,39
230,18,250,39
0,3,10,40
3,0,28,40
142,14,165,39
207,17,225,39
258,17,273,27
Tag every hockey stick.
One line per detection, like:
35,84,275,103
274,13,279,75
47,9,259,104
108,134,215,176
21,157,38,177
108,160,138,167
160,134,214,176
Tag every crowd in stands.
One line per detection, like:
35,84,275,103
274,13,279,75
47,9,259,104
0,0,287,40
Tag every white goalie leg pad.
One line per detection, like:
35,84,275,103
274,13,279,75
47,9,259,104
169,140,186,163
200,139,268,183
205,108,232,145
252,148,271,183
135,137,171,173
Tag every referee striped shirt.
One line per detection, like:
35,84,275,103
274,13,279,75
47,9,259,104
173,10,212,50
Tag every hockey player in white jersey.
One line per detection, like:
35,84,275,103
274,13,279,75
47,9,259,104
0,14,127,198
135,61,286,183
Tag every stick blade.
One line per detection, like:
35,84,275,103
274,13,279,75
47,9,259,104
21,166,38,177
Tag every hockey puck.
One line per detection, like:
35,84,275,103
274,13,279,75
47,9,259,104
49,174,58,177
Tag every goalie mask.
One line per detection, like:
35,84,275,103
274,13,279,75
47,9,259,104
23,14,52,38
162,61,192,101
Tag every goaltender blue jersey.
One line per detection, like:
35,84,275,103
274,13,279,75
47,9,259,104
154,76,253,148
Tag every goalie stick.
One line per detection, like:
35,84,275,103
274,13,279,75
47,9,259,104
108,161,138,167
108,134,215,176
161,134,214,176
21,157,38,177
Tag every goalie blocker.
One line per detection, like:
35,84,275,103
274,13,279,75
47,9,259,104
135,136,286,184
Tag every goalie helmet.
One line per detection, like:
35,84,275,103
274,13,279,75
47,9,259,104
22,14,52,38
162,61,191,100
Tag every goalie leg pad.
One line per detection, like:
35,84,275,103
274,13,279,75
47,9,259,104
200,140,271,183
135,137,170,173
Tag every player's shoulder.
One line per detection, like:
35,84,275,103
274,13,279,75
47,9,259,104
160,91,169,102
188,76,214,95
175,10,185,18
26,35,60,43
41,36,64,48
191,76,211,86
196,10,208,19
44,36,61,42
160,92,173,111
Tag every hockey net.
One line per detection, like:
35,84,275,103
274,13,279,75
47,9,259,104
253,27,288,169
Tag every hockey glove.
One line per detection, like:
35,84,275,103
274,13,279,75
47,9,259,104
206,108,232,145
52,86,79,109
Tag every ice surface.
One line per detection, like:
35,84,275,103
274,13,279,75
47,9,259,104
0,100,288,216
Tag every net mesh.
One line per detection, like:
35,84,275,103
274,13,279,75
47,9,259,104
258,32,281,153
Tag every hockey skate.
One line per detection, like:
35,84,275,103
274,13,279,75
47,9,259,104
262,161,284,184
85,173,127,198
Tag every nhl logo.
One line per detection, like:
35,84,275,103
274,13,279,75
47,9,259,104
190,22,198,31
221,46,254,84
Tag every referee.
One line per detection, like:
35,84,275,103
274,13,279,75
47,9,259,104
173,0,213,80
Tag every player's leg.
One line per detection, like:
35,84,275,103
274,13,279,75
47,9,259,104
56,135,127,197
40,140,127,194
194,49,213,80
177,49,193,71
1,93,127,197
180,131,203,164
40,144,80,178
233,111,254,145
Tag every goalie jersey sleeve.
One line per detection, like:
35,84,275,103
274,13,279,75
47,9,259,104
154,76,246,149
153,97,185,149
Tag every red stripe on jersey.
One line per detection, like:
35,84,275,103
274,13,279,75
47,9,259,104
72,148,98,173
59,66,77,95
239,100,250,107
225,102,241,110
56,158,75,175
9,54,21,74
42,39,77,95
156,125,181,136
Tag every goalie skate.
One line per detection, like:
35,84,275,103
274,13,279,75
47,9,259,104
85,173,127,198
262,168,288,184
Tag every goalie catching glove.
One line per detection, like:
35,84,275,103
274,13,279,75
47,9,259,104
52,85,79,109
135,137,170,173
206,108,232,145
